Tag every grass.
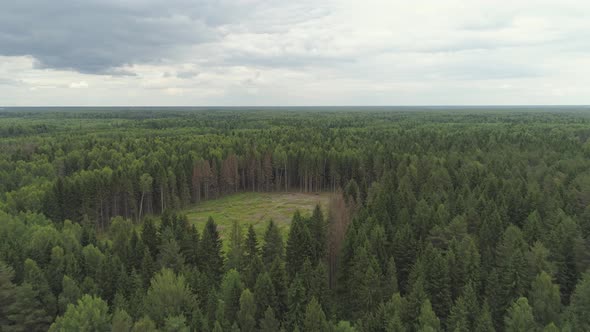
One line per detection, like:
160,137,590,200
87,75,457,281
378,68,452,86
184,192,331,250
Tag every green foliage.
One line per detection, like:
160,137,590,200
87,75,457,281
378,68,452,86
111,309,133,332
286,211,313,280
199,217,224,283
303,297,329,332
570,271,590,331
143,268,197,327
504,297,536,332
238,288,256,332
262,220,284,267
530,271,561,327
49,294,111,332
4,109,590,331
58,275,82,315
260,306,280,332
417,299,441,332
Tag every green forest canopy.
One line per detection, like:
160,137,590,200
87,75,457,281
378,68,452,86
1,108,590,331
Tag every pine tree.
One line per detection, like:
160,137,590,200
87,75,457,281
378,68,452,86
286,211,313,280
244,254,263,289
529,271,561,327
132,316,158,332
58,275,82,315
303,297,329,332
570,271,590,331
48,246,65,296
199,217,224,284
423,246,452,323
504,297,536,332
447,297,469,332
238,289,256,332
309,204,327,264
23,258,57,318
111,309,133,332
287,275,307,330
226,220,244,272
49,295,111,332
220,269,243,326
142,217,160,259
383,257,399,301
244,224,259,266
7,282,52,331
0,262,17,328
269,257,288,321
417,299,441,332
496,226,529,320
143,268,198,326
475,302,496,332
141,247,157,287
542,323,560,332
163,315,190,332
254,272,276,323
260,306,280,332
158,238,185,273
262,220,284,267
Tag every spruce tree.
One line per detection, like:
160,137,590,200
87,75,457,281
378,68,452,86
260,306,280,332
504,297,536,332
570,271,590,331
303,297,329,332
237,289,256,332
529,271,561,327
262,220,284,267
199,217,224,284
286,211,313,280
417,299,441,332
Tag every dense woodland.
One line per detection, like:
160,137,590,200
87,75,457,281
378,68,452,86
2,108,590,331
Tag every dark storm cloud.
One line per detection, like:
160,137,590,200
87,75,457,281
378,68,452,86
0,0,250,74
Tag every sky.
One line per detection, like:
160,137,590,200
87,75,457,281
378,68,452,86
1,0,589,106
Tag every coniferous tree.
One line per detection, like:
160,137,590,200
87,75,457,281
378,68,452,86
142,217,160,259
200,217,224,284
287,275,307,330
529,271,561,327
220,269,243,326
310,204,327,264
504,297,536,332
254,272,276,323
238,289,256,332
143,268,198,327
417,299,441,332
226,220,244,272
475,302,496,332
23,258,57,318
7,282,52,331
269,257,288,321
49,295,111,332
303,297,329,332
260,306,280,332
570,271,590,331
286,211,313,280
262,220,284,267
58,275,82,315
111,309,133,332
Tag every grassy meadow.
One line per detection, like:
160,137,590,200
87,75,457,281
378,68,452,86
185,192,331,249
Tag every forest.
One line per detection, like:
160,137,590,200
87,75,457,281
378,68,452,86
1,107,590,331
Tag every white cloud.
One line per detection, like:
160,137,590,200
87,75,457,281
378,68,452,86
1,0,589,105
69,81,89,89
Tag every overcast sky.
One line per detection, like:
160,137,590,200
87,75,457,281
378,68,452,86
1,0,589,106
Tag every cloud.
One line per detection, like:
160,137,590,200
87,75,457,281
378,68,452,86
0,1,235,74
69,81,89,89
0,0,589,105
